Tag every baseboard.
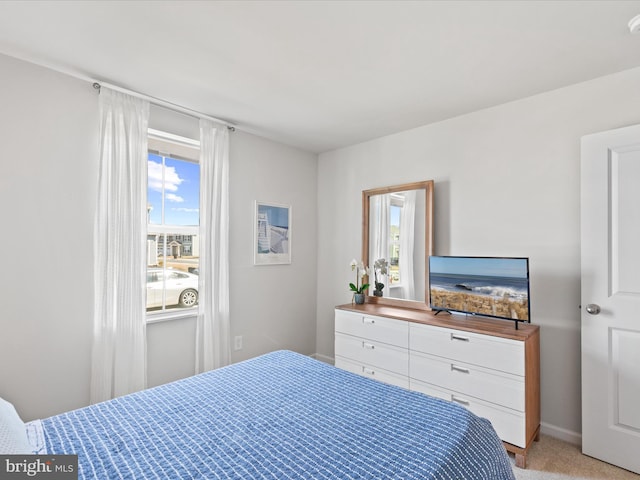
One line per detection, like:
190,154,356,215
310,353,334,365
540,421,582,446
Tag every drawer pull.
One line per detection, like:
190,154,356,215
451,395,470,406
363,367,375,375
451,334,470,342
451,365,470,374
363,317,376,325
362,342,375,350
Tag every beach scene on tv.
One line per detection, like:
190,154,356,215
429,256,530,321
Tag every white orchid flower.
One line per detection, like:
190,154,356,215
360,264,369,278
374,258,389,276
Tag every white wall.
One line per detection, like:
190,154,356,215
0,54,97,421
316,66,640,439
0,53,318,420
228,131,318,363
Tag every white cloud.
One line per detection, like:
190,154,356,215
166,193,184,203
173,207,199,213
148,160,183,193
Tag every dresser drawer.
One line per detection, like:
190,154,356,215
335,310,408,348
410,350,524,411
335,356,409,389
410,323,524,375
411,378,526,448
335,332,408,375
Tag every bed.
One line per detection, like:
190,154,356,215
19,350,514,479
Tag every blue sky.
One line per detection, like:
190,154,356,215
147,153,200,226
430,256,528,278
390,204,401,227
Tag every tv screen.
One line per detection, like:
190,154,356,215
429,256,530,325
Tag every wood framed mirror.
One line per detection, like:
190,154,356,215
362,180,434,310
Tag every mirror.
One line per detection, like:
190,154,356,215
362,180,434,310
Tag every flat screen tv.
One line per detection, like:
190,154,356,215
429,256,530,328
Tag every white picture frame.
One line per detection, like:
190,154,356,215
254,201,292,265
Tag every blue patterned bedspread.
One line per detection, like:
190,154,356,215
34,350,515,479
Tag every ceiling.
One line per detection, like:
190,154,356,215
1,1,639,154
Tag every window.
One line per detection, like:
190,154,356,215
146,129,200,314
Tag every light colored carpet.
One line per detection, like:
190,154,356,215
511,435,640,480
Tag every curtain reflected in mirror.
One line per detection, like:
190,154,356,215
369,193,390,285
363,181,433,310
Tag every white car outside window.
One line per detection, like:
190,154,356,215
146,268,199,310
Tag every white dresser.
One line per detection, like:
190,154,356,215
335,310,409,388
334,304,540,468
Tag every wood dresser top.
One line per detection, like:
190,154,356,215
336,303,539,342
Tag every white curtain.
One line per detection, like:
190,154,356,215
399,190,416,299
91,88,149,403
195,119,231,373
370,193,390,268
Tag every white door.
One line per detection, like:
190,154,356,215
581,124,640,474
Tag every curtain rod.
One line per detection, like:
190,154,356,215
92,82,236,131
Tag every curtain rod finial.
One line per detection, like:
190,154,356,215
93,82,101,90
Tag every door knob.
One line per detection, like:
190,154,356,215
585,304,601,315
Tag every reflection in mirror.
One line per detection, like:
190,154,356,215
363,181,434,310
369,190,425,301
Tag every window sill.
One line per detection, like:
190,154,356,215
146,308,197,325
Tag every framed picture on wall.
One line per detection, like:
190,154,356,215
254,201,292,265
